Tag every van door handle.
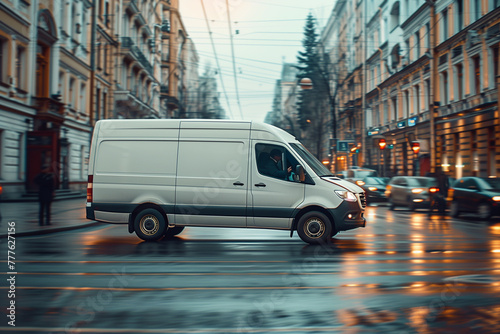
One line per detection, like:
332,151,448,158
233,181,244,186
254,183,266,187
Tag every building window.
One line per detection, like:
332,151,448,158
455,64,464,100
104,1,110,27
403,90,410,118
455,0,464,33
414,84,420,115
441,71,449,104
80,83,86,114
15,46,26,91
426,23,431,50
441,9,448,43
97,43,101,70
390,2,400,31
69,78,75,108
103,92,107,119
472,55,481,95
490,46,499,88
96,88,101,121
103,45,108,74
470,0,481,22
0,38,6,84
71,4,77,38
391,96,398,121
425,79,431,111
414,31,420,60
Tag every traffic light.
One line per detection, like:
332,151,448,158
378,139,387,150
411,141,420,154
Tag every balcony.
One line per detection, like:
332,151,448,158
121,37,153,75
114,90,157,118
123,0,139,16
34,97,65,120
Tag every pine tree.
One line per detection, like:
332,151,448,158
295,13,329,158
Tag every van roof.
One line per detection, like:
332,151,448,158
96,119,297,143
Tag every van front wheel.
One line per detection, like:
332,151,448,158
297,211,332,245
134,209,166,241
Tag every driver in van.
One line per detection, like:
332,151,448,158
262,149,292,179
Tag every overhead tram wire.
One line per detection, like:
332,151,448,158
200,0,234,119
225,0,244,119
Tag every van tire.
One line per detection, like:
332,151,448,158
297,211,332,245
164,226,185,239
134,209,166,241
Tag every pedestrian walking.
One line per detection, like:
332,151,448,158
34,165,55,226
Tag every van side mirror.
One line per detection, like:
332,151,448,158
295,165,305,182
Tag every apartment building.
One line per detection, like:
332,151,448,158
320,0,499,177
0,0,200,199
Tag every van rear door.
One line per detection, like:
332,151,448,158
174,121,250,227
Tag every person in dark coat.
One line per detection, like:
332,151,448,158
261,149,292,180
428,166,449,215
436,167,449,213
34,165,55,226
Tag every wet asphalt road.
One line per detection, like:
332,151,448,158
1,205,500,333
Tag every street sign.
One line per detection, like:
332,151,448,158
337,140,355,153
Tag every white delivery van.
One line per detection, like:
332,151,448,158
86,119,366,244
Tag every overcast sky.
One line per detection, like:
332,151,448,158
179,0,335,122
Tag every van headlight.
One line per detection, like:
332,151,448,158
335,190,358,202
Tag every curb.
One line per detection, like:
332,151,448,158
0,221,103,238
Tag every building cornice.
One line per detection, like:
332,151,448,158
435,8,500,54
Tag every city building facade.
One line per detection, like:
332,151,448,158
317,0,499,178
0,0,204,199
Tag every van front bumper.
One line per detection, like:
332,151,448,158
328,201,365,232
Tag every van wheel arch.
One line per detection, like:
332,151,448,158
129,203,168,234
292,206,337,237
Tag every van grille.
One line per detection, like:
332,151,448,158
358,192,366,209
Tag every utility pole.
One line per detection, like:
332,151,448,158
89,0,98,126
427,0,437,173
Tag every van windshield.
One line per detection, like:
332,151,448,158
290,143,333,177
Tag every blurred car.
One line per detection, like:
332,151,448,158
344,168,378,185
450,177,500,220
355,176,388,204
385,176,437,211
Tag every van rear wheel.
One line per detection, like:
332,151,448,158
297,211,332,245
134,209,166,241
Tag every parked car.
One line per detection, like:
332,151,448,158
356,176,388,204
385,176,437,211
450,177,500,220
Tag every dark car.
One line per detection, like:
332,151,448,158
355,176,388,204
450,177,500,220
385,176,437,211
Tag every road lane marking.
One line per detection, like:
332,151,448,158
0,327,350,333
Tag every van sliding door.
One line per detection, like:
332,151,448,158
174,123,250,227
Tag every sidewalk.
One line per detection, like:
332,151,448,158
0,198,102,238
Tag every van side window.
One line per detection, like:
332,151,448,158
255,143,298,182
